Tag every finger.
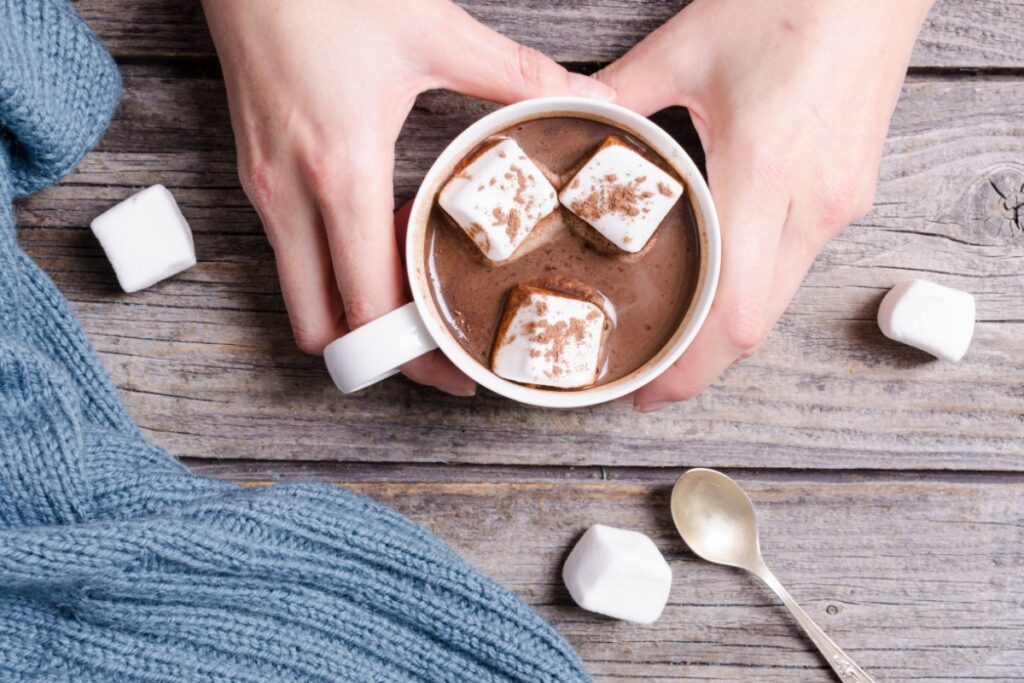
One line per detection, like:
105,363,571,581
392,200,476,396
768,165,878,323
308,136,475,397
595,10,705,116
425,4,614,103
767,204,831,324
402,350,476,397
633,142,790,412
248,168,348,355
313,140,404,331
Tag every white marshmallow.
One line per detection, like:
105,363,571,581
559,137,683,253
90,185,196,293
438,138,559,262
491,284,607,389
562,525,672,625
877,279,975,362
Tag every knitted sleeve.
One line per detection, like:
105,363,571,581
0,2,591,681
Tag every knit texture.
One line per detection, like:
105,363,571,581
0,3,590,681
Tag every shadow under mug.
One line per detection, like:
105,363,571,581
324,96,721,408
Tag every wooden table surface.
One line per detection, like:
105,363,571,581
19,1,1022,680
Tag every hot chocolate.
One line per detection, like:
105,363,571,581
425,115,700,388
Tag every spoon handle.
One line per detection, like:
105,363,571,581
756,566,875,683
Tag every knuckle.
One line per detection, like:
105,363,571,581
850,176,878,221
510,44,558,93
721,301,769,357
304,144,385,213
816,167,878,233
239,157,275,211
303,144,352,200
343,296,381,330
291,325,332,356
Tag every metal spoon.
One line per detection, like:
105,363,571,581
670,468,874,683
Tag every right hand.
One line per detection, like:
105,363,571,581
201,0,614,397
597,0,932,411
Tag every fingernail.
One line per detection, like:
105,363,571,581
568,72,616,101
440,381,476,398
635,400,672,413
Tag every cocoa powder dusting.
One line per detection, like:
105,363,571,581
657,182,674,197
533,319,570,365
510,164,531,206
567,317,588,343
527,312,593,378
505,209,521,241
571,176,650,221
608,183,642,217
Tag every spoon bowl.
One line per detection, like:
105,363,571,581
670,468,763,571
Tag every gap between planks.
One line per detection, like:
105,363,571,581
182,459,1024,485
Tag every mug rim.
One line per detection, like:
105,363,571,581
406,96,721,408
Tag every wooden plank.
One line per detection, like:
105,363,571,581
14,67,1024,470
71,0,1024,70
184,464,1024,682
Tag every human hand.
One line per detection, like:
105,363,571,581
201,0,613,396
597,0,934,411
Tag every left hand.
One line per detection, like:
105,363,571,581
201,0,614,397
597,0,934,412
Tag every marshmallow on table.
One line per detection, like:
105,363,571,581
90,184,196,293
439,138,559,262
559,136,683,254
563,525,672,625
491,282,609,389
877,279,975,362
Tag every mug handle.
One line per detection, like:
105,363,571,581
323,302,438,393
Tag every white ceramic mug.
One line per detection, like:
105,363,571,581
324,96,721,408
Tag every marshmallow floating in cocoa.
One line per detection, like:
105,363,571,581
559,136,683,254
438,138,559,262
491,280,610,389
562,524,673,625
877,279,975,362
90,184,197,293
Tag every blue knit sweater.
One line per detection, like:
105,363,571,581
0,3,589,680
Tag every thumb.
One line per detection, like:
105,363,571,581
426,4,614,103
595,12,703,116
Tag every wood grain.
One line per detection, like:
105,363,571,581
71,0,1024,70
185,464,1024,682
13,3,1023,680
15,67,1024,470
